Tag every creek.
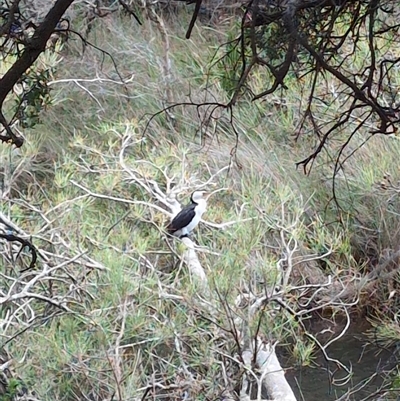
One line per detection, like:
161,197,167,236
283,323,399,400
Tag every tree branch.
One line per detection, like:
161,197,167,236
0,0,75,146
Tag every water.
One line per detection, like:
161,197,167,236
283,326,399,401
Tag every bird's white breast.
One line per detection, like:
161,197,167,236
183,199,207,235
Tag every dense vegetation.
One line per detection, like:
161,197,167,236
1,1,400,400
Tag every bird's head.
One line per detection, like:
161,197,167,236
190,190,209,203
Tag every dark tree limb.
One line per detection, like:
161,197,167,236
118,0,142,25
166,0,400,177
185,0,202,39
0,233,37,271
0,0,75,147
0,110,23,146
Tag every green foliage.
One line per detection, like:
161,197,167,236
255,22,288,63
214,39,243,96
1,42,61,131
0,378,23,401
14,69,53,129
2,6,400,400
292,341,315,367
392,372,400,391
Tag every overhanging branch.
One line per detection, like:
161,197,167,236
0,0,75,146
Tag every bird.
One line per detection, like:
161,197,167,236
166,191,208,238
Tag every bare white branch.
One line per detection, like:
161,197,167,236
70,180,172,217
181,237,209,293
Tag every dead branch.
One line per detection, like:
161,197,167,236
181,236,209,291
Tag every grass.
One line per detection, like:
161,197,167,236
2,5,400,400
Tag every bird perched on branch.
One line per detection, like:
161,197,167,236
166,191,208,238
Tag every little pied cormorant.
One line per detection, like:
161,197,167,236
166,191,208,238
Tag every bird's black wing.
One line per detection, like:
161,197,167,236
166,206,196,233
